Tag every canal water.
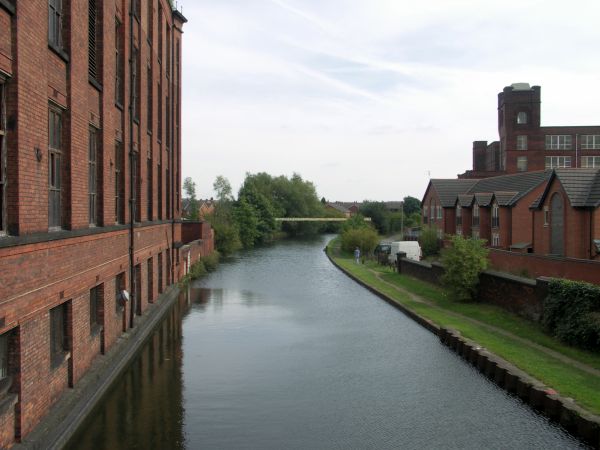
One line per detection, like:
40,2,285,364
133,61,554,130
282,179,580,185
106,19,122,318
67,236,583,449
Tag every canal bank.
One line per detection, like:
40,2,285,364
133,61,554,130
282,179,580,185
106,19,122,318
326,242,600,449
12,285,183,450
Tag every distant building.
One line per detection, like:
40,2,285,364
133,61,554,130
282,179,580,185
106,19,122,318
460,84,600,179
326,203,351,217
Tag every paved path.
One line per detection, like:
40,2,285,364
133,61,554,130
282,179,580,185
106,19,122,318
367,267,600,379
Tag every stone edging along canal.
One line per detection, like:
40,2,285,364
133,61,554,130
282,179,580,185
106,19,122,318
325,248,600,449
14,285,183,450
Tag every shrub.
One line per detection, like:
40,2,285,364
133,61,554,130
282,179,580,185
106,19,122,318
441,235,489,302
419,225,440,257
202,251,220,272
543,279,600,351
341,227,379,257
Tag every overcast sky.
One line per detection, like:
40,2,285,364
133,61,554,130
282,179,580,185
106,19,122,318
179,0,600,201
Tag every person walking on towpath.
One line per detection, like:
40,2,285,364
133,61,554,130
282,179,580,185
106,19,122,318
354,247,361,264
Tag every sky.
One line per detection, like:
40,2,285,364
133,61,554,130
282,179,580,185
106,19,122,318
179,0,600,201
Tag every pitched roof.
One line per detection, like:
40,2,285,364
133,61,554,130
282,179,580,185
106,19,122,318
327,203,350,213
468,171,551,206
458,194,474,207
474,193,493,207
430,179,479,207
554,169,600,207
492,191,519,206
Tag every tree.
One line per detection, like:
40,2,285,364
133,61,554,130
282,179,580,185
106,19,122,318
234,197,259,248
183,177,199,220
359,201,390,235
341,227,379,257
206,175,241,256
441,235,489,302
403,196,421,216
213,175,234,203
419,225,439,257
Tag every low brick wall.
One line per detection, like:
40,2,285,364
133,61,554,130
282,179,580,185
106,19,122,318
397,258,546,321
489,249,600,285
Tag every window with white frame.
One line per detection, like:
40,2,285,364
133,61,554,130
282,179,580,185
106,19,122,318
492,232,500,247
430,201,435,221
545,156,571,169
581,135,600,150
581,156,600,168
516,156,528,172
437,205,442,220
517,112,528,124
472,204,479,227
491,202,499,228
516,135,528,150
545,135,572,150
456,205,462,228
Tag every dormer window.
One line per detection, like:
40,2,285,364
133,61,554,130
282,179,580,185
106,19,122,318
517,112,528,124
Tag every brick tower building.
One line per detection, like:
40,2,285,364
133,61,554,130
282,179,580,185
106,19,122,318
461,84,600,178
0,1,212,446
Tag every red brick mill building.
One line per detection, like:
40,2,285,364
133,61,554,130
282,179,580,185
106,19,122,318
422,84,600,284
0,1,214,446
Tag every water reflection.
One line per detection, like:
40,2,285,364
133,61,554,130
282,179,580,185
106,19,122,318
65,295,188,450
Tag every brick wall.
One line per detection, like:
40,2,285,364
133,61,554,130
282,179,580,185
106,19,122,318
489,249,600,284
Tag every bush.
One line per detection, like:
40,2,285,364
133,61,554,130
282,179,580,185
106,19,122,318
419,225,440,257
202,251,220,272
341,227,379,257
543,279,600,351
440,235,489,302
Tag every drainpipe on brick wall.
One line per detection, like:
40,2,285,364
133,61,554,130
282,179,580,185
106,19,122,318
128,1,137,329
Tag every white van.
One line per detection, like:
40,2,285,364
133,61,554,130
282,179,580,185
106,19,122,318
388,241,421,263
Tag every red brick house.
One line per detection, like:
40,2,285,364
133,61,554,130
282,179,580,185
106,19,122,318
530,169,600,260
460,83,600,179
0,2,212,446
422,171,549,249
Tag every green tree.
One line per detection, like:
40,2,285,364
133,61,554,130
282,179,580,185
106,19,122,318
441,235,489,302
359,201,390,235
182,177,199,220
234,197,260,248
403,196,421,216
341,227,380,257
206,175,241,256
419,225,440,257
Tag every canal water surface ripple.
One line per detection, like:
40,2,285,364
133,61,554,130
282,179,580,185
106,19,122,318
68,236,584,449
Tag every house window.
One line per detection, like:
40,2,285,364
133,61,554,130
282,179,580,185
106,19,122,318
135,264,142,316
157,160,162,220
437,228,443,239
436,205,442,220
0,82,6,235
157,81,162,142
491,202,499,228
429,201,435,221
423,206,428,224
545,135,572,150
472,230,480,239
49,107,63,229
147,0,153,43
50,303,68,366
545,156,571,169
543,206,549,227
166,167,170,220
132,47,140,122
472,204,479,227
456,205,462,228
147,258,154,303
115,18,124,105
147,65,153,133
49,0,64,50
147,155,153,220
90,285,102,332
115,272,125,312
517,112,528,124
157,4,163,62
88,0,101,82
0,332,8,380
166,26,171,78
581,135,600,150
492,233,500,247
516,135,527,150
158,252,163,294
516,156,528,172
89,127,99,225
165,95,170,147
115,141,124,224
582,156,600,168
